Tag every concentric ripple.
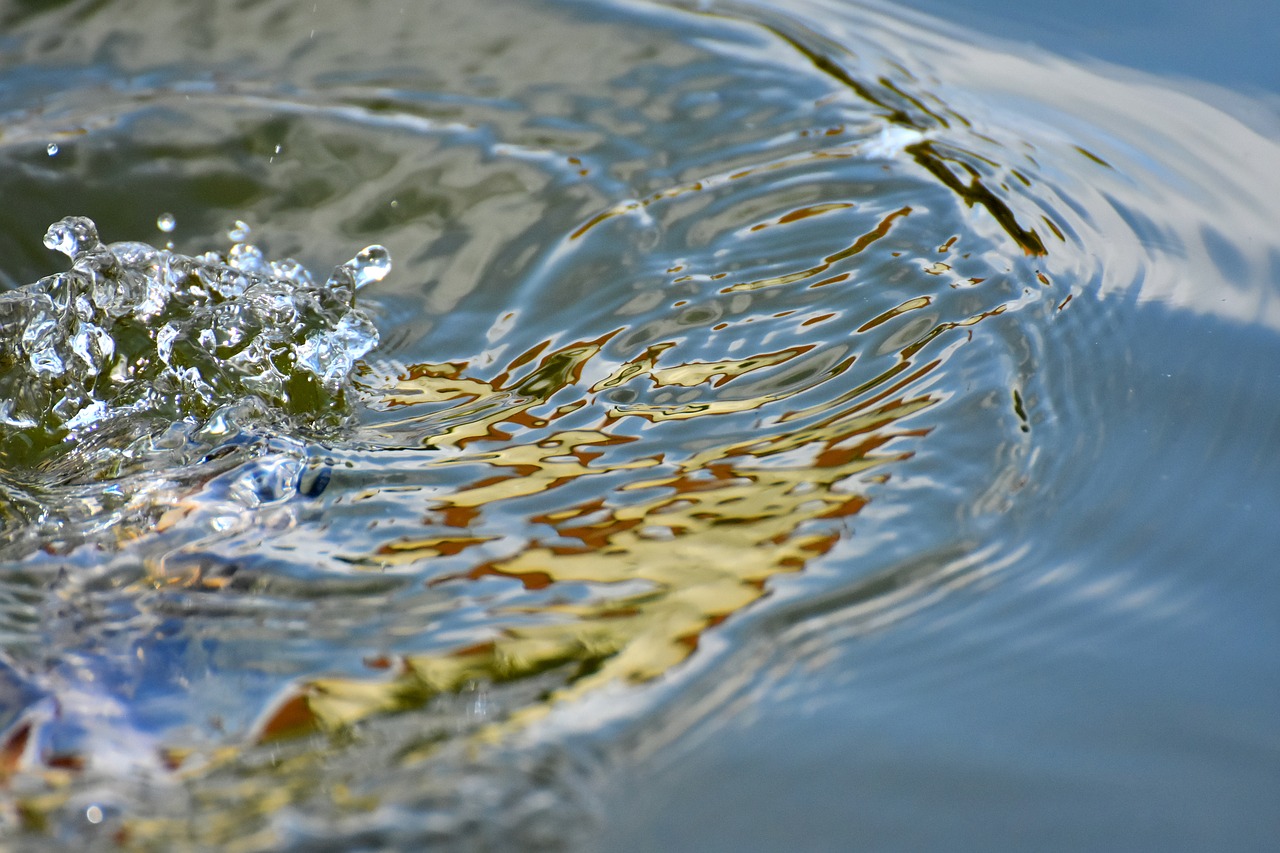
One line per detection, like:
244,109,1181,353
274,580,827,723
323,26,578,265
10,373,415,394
0,0,1278,849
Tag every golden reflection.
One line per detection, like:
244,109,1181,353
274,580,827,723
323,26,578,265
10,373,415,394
247,290,988,747
594,344,811,392
364,332,615,449
257,392,929,744
569,146,864,240
724,206,913,292
748,201,856,231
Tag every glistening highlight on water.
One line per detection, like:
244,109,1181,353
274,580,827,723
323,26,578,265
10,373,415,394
0,0,1277,850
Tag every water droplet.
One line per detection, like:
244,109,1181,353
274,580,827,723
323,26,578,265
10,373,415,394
43,216,101,258
227,243,268,276
344,244,392,289
228,220,251,242
85,805,103,825
46,142,59,156
156,212,176,233
269,258,314,285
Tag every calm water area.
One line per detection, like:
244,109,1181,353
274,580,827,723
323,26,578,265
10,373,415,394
0,0,1277,850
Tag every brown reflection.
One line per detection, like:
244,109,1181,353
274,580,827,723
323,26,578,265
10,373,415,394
754,18,1051,257
858,296,932,333
365,332,617,449
255,391,929,744
568,146,863,240
749,202,856,231
905,141,1046,255
725,206,912,292
247,296,1007,746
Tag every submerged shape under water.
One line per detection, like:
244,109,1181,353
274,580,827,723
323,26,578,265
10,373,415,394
0,0,1277,849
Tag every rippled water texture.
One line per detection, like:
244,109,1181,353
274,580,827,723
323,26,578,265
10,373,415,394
1,0,1278,849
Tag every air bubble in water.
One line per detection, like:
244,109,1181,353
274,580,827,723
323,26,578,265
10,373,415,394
344,245,393,289
228,455,305,507
46,142,59,156
156,213,176,233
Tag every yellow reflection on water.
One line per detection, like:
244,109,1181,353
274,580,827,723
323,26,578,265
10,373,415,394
253,343,943,746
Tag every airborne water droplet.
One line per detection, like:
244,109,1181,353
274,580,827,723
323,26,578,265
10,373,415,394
156,212,176,233
344,245,392,289
43,216,101,259
46,142,59,156
228,220,251,242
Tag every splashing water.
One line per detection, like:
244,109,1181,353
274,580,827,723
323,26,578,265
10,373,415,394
0,217,386,471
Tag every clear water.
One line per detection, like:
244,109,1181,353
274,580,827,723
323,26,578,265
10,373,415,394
0,0,1277,849
2,215,384,459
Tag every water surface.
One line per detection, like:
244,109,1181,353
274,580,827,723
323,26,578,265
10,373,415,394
0,0,1277,849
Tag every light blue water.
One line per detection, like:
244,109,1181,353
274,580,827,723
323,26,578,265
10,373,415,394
0,0,1277,849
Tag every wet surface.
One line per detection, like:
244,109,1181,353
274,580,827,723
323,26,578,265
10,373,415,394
0,0,1277,849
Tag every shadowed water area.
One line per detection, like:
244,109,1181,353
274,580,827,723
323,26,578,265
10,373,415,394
0,0,1277,849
